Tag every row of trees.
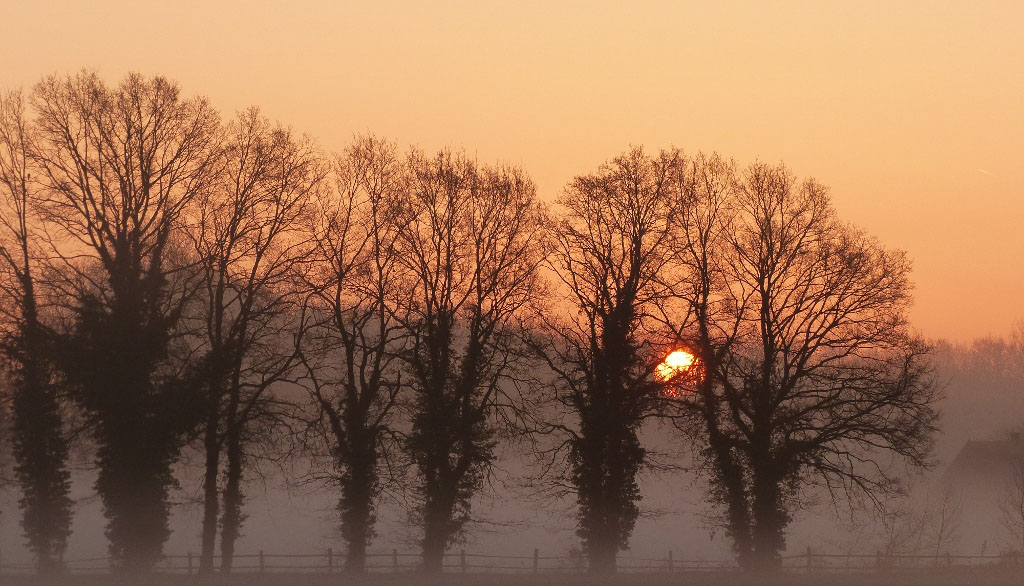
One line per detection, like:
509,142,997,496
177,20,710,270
0,72,939,575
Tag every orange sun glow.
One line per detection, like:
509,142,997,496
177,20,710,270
657,349,696,381
657,349,698,397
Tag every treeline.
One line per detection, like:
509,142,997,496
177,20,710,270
0,72,939,575
933,331,1024,460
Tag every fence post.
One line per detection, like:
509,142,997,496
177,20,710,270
187,551,193,575
328,548,333,574
460,549,467,573
806,546,812,573
533,548,539,573
259,549,265,573
392,548,398,573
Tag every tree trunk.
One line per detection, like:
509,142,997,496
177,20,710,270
345,529,367,573
587,529,618,574
94,359,179,573
199,409,220,574
219,416,243,574
340,463,371,573
573,380,639,575
421,534,445,573
749,459,786,572
99,431,175,573
421,498,451,573
575,434,621,574
341,427,376,572
702,400,754,569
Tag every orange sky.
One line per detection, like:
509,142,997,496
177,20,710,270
2,0,1021,341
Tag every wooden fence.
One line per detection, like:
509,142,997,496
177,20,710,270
0,547,1021,575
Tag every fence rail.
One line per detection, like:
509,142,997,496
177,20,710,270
1,548,1022,576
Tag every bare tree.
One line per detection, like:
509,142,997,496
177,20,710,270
296,135,406,572
527,147,679,573
30,72,220,571
858,486,961,566
664,158,939,571
876,497,928,562
928,486,962,561
189,108,322,573
999,461,1024,554
395,149,547,572
0,89,72,572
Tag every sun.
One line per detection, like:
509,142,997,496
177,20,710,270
656,349,697,381
656,349,700,398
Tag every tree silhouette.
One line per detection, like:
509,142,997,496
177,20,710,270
528,147,678,573
296,135,407,572
663,158,939,571
189,108,322,573
0,89,72,573
395,150,547,572
31,72,219,571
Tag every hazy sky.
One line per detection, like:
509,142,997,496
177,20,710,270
3,0,1021,341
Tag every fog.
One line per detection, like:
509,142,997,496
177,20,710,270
1,330,1020,572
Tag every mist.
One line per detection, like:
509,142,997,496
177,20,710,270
0,328,1020,577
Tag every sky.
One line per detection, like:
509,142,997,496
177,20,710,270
2,0,1022,341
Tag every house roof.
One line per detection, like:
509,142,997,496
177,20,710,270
943,435,1024,490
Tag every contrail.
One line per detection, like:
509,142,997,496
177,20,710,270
978,168,994,176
